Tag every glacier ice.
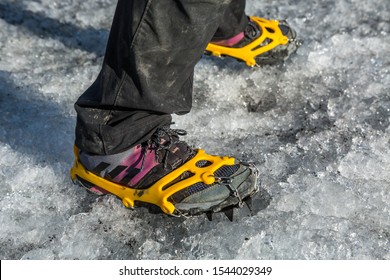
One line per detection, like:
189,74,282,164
0,0,389,260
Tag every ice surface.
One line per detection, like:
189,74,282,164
0,0,389,259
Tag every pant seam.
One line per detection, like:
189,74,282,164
130,0,153,49
101,0,154,154
103,0,153,131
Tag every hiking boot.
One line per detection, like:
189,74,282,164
206,16,301,67
70,126,259,219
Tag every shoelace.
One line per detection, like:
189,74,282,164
245,21,261,39
140,126,194,171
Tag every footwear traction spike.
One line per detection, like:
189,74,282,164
223,208,234,222
244,196,253,213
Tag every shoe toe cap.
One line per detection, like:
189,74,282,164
173,163,259,213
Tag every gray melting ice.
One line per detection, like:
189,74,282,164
0,0,389,260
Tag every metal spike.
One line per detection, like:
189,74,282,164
206,212,213,221
223,208,234,222
244,197,253,213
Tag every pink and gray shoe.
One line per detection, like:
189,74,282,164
71,126,259,220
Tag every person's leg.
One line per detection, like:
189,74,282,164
211,0,248,41
72,0,259,218
75,0,237,155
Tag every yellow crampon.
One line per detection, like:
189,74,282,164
206,17,289,67
70,146,235,215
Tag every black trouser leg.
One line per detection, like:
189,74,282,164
212,0,248,41
75,0,247,155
